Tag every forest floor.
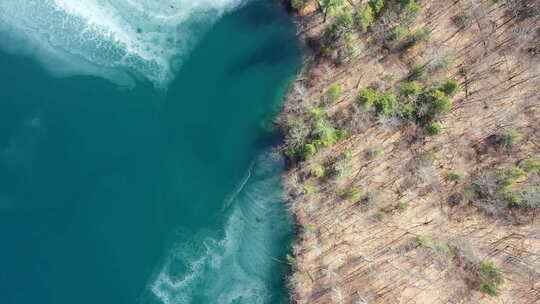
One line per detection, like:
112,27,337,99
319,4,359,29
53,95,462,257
278,0,540,303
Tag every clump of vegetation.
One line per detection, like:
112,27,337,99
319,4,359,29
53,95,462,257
325,83,343,103
409,64,427,80
311,164,326,178
346,188,363,202
498,167,526,190
290,0,305,10
370,0,388,15
399,81,422,99
357,87,378,107
497,130,523,148
374,92,397,115
471,166,535,208
476,261,504,297
355,4,375,32
394,202,409,213
343,34,360,59
416,235,454,261
320,0,344,23
520,159,540,173
402,1,422,16
409,27,431,43
313,116,341,147
357,89,398,116
373,211,386,221
424,89,452,118
447,170,466,181
333,150,353,180
284,103,349,163
504,191,523,207
424,121,442,135
438,78,460,96
382,74,394,82
388,26,409,41
299,143,317,160
416,235,433,247
304,223,316,232
303,183,318,195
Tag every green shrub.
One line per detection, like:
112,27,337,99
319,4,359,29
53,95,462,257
355,4,375,31
336,128,348,139
447,170,465,181
311,164,326,178
388,26,408,41
400,81,422,99
374,211,386,221
439,78,460,96
409,64,427,80
477,261,504,297
357,88,377,107
426,90,452,116
410,27,431,43
311,107,326,118
498,130,523,148
521,159,540,173
370,0,387,14
499,167,526,188
402,27,431,50
291,0,305,10
394,202,409,213
323,23,339,42
343,34,359,59
322,46,333,56
303,223,316,232
303,183,318,195
335,10,354,29
374,92,397,116
313,118,338,147
333,150,353,179
416,235,433,247
505,192,523,207
400,102,417,120
424,121,443,136
300,143,317,159
326,83,343,103
382,74,394,82
494,167,526,196
321,0,344,22
347,188,363,202
404,2,422,16
495,167,525,192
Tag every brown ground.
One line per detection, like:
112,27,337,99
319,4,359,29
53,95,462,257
278,1,540,303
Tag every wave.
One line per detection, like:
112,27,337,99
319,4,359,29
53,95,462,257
147,151,292,304
0,0,246,87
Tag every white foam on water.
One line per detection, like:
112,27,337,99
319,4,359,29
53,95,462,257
147,151,291,304
0,0,246,87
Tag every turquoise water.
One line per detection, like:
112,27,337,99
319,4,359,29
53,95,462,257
0,1,300,303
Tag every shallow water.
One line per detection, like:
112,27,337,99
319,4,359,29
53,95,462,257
0,1,300,303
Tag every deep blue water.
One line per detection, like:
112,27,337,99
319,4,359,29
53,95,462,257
0,1,300,303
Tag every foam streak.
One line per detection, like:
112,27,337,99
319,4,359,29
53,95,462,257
148,151,292,304
0,0,246,87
